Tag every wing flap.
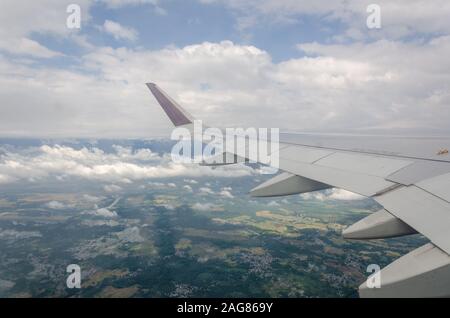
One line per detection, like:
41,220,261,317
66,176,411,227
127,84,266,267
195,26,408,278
376,185,450,254
359,243,450,298
343,209,417,240
250,172,331,197
314,152,413,178
387,160,450,185
280,157,396,197
416,172,450,203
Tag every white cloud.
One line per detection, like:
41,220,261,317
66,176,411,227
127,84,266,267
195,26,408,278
83,194,103,202
0,0,91,58
0,1,449,139
100,20,138,41
0,229,42,241
161,203,176,210
104,184,123,193
0,0,91,38
328,189,365,201
219,188,234,199
197,186,234,198
0,145,255,185
88,207,118,218
300,189,365,201
199,187,214,195
192,202,223,211
0,38,63,58
2,37,450,138
112,145,159,161
45,201,67,209
0,0,161,58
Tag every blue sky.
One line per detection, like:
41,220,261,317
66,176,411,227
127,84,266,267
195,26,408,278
1,0,450,138
38,0,348,63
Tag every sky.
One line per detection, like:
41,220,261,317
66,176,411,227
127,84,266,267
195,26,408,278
1,0,450,138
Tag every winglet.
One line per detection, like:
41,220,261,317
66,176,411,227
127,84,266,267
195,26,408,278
146,83,193,127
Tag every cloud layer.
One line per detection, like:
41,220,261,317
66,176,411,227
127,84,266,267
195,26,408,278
0,1,449,138
0,144,255,185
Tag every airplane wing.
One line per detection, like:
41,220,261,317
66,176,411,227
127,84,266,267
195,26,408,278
146,83,450,298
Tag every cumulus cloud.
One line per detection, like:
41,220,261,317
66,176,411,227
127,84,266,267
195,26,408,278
45,201,67,209
192,202,223,211
0,0,449,139
300,189,365,201
199,187,215,195
327,189,365,201
83,194,103,202
147,182,169,189
219,187,234,198
2,37,450,138
0,144,255,185
196,186,234,198
88,208,118,218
